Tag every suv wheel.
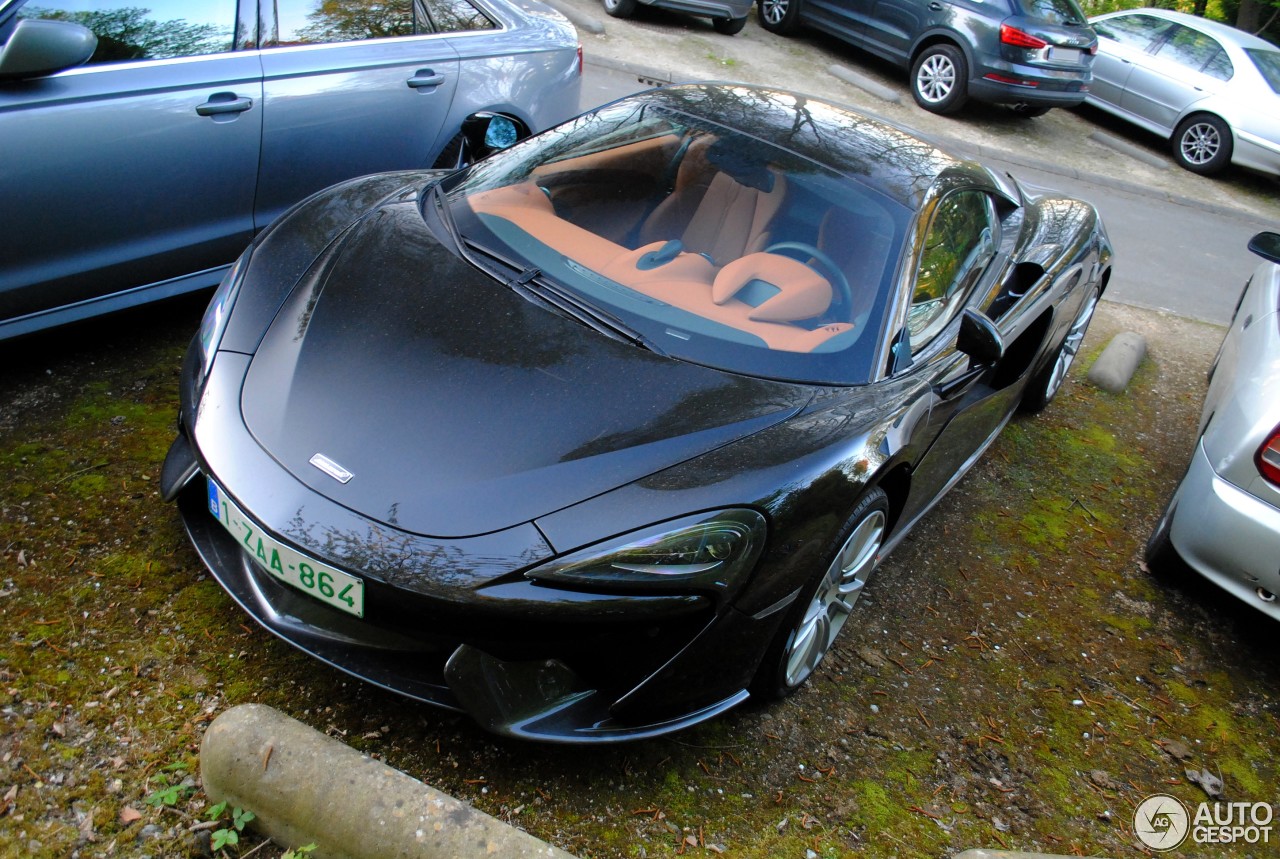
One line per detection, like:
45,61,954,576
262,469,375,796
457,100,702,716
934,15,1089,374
758,0,801,34
911,44,968,115
602,0,637,18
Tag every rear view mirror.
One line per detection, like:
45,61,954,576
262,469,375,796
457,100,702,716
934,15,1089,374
958,309,1004,366
0,19,97,81
1248,231,1280,265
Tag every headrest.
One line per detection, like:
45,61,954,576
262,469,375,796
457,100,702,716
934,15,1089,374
705,139,775,193
712,253,832,322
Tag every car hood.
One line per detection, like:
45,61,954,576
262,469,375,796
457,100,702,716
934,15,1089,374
240,195,810,539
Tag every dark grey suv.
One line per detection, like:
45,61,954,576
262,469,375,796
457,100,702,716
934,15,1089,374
757,0,1097,116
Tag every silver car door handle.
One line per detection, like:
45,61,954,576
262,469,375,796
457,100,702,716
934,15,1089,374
407,71,446,89
928,1,943,9
196,94,254,116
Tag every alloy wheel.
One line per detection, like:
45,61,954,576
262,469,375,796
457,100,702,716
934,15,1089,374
1180,121,1222,167
759,0,789,27
915,54,956,104
782,508,885,688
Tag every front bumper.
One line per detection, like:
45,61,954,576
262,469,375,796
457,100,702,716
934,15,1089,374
164,352,771,742
1169,440,1280,621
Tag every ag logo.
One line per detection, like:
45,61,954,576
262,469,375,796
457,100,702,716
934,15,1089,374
1134,794,1190,851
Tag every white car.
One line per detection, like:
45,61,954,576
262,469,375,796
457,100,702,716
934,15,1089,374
1087,9,1280,176
1146,231,1280,621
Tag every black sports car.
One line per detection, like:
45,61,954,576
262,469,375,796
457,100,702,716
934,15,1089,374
162,84,1113,743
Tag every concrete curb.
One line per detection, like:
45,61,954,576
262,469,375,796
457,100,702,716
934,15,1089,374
828,63,901,104
201,704,577,859
1087,331,1148,394
1089,130,1170,170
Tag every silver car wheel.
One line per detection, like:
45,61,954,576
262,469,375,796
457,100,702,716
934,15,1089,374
1180,121,1222,166
760,0,789,27
915,54,957,104
782,506,885,688
1044,287,1100,400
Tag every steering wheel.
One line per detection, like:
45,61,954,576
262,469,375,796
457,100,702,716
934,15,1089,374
764,242,852,312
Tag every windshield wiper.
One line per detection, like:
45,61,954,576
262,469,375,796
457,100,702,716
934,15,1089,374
510,267,667,357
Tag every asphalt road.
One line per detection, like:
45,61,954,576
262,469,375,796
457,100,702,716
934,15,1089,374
580,58,1271,327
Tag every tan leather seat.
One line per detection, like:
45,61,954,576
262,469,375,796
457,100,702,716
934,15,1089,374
638,136,787,264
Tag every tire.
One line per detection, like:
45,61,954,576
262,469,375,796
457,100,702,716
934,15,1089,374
1172,114,1232,175
712,15,747,34
1020,285,1099,414
602,0,637,18
752,488,889,699
911,44,968,115
1009,104,1050,118
757,0,801,35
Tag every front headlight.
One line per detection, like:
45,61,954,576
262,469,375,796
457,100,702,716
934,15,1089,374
526,510,767,595
197,248,251,384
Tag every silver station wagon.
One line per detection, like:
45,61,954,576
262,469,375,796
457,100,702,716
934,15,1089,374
0,0,582,338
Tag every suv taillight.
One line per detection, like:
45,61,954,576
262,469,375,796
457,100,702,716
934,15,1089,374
1258,426,1280,487
1001,25,1049,49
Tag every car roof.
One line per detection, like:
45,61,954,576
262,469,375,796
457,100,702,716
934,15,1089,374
1094,8,1279,52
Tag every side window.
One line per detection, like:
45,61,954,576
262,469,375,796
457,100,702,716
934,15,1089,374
1092,14,1173,51
16,1,240,63
907,191,997,348
1155,26,1232,80
421,0,497,32
273,0,418,45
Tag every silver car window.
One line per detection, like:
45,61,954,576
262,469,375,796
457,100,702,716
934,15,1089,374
273,0,419,44
421,0,497,32
16,0,239,62
1093,13,1174,51
1246,48,1280,93
1155,25,1232,81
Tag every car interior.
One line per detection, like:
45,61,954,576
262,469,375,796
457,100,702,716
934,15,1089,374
464,132,898,354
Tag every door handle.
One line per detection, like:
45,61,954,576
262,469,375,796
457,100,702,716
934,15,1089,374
196,93,253,116
407,70,446,89
928,1,943,9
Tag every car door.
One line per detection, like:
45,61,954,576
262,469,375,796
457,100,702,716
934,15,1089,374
890,190,1016,526
0,0,260,331
1118,23,1231,131
801,0,876,48
1089,13,1174,108
253,0,461,230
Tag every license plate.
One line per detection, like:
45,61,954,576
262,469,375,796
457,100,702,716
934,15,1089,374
208,480,365,617
1047,46,1083,63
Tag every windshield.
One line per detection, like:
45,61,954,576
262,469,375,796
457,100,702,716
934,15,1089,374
443,98,911,385
1246,48,1280,93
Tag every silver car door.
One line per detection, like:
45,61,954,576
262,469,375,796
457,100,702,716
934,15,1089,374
0,0,261,331
253,0,461,230
1119,24,1229,131
1089,13,1173,109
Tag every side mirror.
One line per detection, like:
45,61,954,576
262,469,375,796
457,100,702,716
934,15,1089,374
461,112,521,161
957,309,1004,365
0,19,97,81
1248,231,1280,266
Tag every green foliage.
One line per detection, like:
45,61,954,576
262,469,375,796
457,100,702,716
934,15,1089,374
143,762,195,808
207,800,256,854
283,845,319,859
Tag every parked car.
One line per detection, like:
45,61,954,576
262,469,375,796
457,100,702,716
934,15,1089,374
162,82,1113,742
1146,231,1280,621
756,0,1097,115
602,0,752,35
0,0,581,340
1087,9,1280,176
